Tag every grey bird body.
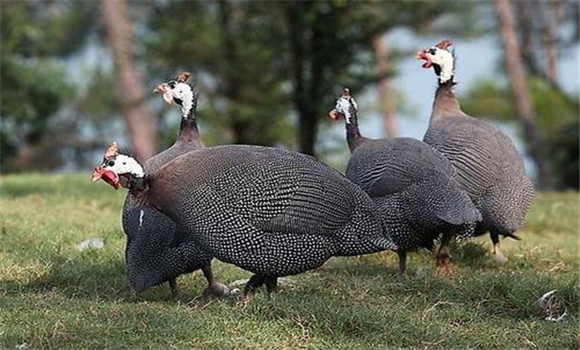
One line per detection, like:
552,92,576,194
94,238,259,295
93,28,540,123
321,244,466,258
138,145,396,284
121,79,227,297
423,82,534,261
415,41,534,261
330,89,480,273
347,136,480,269
122,143,209,294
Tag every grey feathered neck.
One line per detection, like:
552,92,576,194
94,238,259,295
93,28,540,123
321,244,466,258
176,86,203,147
431,80,463,120
345,111,365,152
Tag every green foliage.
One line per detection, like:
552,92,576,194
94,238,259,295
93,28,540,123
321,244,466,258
0,1,96,58
1,174,578,348
0,56,72,171
462,78,579,189
147,1,294,147
147,1,479,154
0,1,97,172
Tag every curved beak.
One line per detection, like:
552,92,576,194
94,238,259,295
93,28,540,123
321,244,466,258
91,166,120,189
153,84,174,105
327,110,340,121
92,167,105,183
153,84,167,94
416,50,432,68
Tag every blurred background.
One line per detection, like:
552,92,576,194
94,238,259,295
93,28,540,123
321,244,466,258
1,0,578,190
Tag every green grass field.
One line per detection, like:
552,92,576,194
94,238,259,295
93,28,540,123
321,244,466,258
1,174,578,349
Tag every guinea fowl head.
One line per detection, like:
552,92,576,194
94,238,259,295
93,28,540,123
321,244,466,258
416,40,455,84
153,71,198,118
328,88,359,124
92,142,145,190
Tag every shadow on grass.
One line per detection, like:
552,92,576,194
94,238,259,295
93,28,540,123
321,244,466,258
0,251,225,306
2,247,578,328
1,254,128,299
310,252,579,323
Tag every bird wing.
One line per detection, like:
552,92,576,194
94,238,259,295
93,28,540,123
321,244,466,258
346,138,455,198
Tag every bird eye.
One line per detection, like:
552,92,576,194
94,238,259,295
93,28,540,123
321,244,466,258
168,81,176,89
428,48,437,55
107,160,115,167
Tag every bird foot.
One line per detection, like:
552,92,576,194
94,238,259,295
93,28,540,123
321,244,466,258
492,252,508,263
397,269,409,280
202,282,231,298
435,256,454,275
435,264,454,275
236,292,254,308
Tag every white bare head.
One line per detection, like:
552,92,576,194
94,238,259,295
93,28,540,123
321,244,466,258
416,40,455,84
153,72,196,118
328,88,358,124
91,142,144,190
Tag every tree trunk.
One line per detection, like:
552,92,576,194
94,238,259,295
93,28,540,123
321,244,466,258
100,0,157,162
494,0,551,189
543,0,561,86
514,1,541,76
373,35,397,138
287,2,316,156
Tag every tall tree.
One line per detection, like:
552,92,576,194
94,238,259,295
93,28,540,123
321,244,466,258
100,0,157,161
147,1,292,148
512,0,577,88
373,35,397,138
148,1,476,156
282,1,476,155
0,1,97,172
542,0,561,86
494,0,551,188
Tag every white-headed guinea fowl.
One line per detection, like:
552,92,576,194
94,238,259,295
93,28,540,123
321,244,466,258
120,72,228,298
417,40,534,262
328,88,481,274
92,143,397,298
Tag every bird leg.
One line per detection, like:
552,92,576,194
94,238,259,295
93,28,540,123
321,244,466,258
242,275,265,300
490,231,507,263
397,250,407,276
264,277,278,299
169,278,180,301
201,265,230,297
435,234,454,275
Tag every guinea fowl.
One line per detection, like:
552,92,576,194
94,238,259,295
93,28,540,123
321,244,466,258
92,143,397,298
121,72,228,298
417,40,534,262
328,88,481,274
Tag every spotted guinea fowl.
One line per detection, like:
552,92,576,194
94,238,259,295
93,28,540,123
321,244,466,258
93,143,397,298
328,88,481,274
417,40,534,262
120,72,228,298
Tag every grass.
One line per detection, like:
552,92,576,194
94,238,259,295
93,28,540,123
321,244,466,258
1,173,578,349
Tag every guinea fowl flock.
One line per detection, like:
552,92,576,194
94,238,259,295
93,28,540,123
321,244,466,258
92,40,534,299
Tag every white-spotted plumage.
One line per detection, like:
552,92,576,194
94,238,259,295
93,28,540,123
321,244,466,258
333,88,481,273
136,145,397,282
